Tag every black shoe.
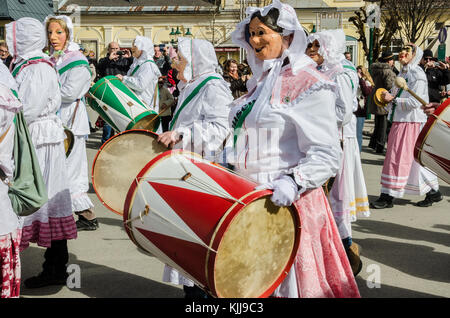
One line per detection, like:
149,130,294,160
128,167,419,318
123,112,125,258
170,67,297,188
416,190,443,207
375,146,384,154
76,215,99,231
24,271,68,289
370,193,394,209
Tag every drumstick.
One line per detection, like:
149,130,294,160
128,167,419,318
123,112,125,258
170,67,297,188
395,77,428,106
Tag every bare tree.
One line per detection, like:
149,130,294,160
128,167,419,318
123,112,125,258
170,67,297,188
384,0,448,46
349,1,400,64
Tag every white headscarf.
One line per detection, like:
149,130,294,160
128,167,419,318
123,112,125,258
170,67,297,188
308,29,346,65
231,0,313,91
177,37,218,82
6,17,47,64
133,35,155,62
44,15,80,53
0,63,18,91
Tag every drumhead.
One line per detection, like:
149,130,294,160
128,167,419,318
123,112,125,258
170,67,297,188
213,196,299,298
92,129,166,215
130,113,160,132
64,128,74,158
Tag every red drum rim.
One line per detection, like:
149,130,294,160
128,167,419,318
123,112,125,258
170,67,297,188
414,98,450,165
92,129,160,216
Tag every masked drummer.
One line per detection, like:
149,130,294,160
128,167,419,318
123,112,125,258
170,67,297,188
226,0,359,297
370,44,443,209
6,17,77,288
116,36,161,131
44,15,98,231
306,30,370,276
158,37,233,298
0,63,22,298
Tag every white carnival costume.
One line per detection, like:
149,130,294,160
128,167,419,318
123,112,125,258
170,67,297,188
45,15,94,214
162,37,233,288
0,63,22,298
122,36,161,127
228,1,359,297
380,46,439,197
6,18,76,250
308,30,370,241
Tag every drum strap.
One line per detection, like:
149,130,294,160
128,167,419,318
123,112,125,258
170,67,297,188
12,57,52,78
169,76,220,130
70,99,81,129
231,99,256,148
130,60,156,76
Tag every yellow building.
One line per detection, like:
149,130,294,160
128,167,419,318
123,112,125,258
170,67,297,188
52,0,373,66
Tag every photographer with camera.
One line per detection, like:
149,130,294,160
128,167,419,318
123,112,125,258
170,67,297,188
420,49,450,103
96,42,133,143
222,59,250,99
154,44,172,76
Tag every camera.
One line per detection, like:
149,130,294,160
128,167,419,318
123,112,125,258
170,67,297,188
116,50,124,56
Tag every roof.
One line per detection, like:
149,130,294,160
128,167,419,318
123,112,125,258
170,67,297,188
0,0,54,21
57,0,217,14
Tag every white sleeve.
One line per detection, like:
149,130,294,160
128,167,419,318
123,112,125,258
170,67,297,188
175,83,233,158
335,73,354,128
288,89,342,193
396,78,429,111
123,62,158,93
60,66,91,103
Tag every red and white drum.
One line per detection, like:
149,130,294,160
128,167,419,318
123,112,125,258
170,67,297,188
92,129,167,215
123,150,301,298
415,98,450,184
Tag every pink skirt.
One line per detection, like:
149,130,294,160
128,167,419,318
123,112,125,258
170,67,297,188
274,187,360,298
1,229,21,298
381,122,439,197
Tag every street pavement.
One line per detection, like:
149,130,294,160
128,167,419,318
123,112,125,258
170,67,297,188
19,120,450,298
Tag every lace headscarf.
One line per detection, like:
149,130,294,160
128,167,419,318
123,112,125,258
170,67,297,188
177,37,218,82
6,17,47,67
133,35,155,62
307,29,346,76
231,0,313,92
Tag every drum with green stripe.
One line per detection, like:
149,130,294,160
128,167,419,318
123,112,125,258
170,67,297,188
86,76,160,132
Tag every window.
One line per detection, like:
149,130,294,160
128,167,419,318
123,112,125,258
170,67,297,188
381,38,403,58
0,26,5,41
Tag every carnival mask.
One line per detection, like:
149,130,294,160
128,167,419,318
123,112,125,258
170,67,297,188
399,45,415,65
47,21,68,52
306,40,324,65
171,53,188,82
248,17,285,61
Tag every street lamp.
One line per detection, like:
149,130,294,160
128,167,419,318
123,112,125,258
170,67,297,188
184,28,193,37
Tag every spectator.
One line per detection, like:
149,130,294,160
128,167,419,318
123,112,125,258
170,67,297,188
355,66,374,152
0,42,13,69
158,77,175,132
153,45,172,76
344,51,352,61
222,59,249,99
420,49,450,103
368,50,396,154
96,42,133,144
97,42,133,78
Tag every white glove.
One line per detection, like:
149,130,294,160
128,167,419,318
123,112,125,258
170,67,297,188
255,175,299,207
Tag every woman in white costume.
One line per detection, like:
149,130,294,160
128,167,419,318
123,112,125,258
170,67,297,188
158,37,233,298
371,44,442,209
116,35,161,131
45,15,98,231
6,17,76,288
228,0,359,297
306,30,370,276
0,63,22,298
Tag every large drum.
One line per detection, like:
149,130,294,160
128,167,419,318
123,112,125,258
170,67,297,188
414,98,450,184
123,150,301,298
92,129,167,215
86,76,160,132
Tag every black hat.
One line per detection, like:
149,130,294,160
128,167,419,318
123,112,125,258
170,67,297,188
378,50,394,62
423,49,437,61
